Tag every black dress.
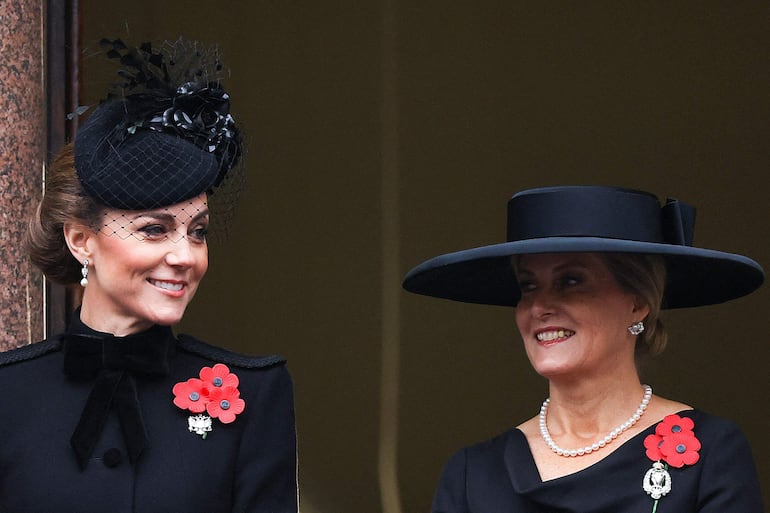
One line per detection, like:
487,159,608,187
0,315,297,513
432,410,763,513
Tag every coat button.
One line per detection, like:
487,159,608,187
103,448,123,468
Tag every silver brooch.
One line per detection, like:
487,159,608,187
187,414,213,439
642,461,672,500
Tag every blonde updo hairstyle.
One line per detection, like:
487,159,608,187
27,143,105,285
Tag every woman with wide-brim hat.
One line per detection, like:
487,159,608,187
404,185,764,512
0,39,297,512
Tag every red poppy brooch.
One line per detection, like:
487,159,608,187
642,414,701,512
172,363,245,438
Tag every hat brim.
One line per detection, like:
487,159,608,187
402,237,764,309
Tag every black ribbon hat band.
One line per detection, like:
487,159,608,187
506,187,695,246
402,186,764,309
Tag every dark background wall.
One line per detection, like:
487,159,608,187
80,3,769,511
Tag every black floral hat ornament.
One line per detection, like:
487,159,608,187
403,186,764,309
74,38,243,212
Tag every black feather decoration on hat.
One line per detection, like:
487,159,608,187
74,38,245,214
99,37,241,184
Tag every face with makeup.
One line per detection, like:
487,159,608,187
65,193,210,336
514,253,649,381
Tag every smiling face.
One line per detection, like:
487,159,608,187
66,194,210,335
514,253,648,381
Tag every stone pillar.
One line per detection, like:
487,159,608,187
0,0,45,349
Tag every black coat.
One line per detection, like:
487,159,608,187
431,410,763,513
0,318,297,513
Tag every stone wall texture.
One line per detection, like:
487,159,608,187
0,0,45,349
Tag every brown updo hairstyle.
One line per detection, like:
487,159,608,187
27,143,105,285
601,253,668,358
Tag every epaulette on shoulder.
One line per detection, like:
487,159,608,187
176,334,286,369
0,336,62,367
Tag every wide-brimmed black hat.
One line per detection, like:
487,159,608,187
74,38,242,211
402,186,764,309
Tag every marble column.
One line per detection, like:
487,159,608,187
0,0,45,350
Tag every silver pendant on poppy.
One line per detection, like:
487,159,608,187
187,414,213,439
643,462,672,500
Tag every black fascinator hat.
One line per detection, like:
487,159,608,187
403,186,764,309
74,38,242,211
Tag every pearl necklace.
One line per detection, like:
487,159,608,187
539,384,653,457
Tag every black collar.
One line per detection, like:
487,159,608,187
62,314,175,469
63,319,173,379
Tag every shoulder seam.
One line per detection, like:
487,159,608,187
0,336,62,367
176,334,286,369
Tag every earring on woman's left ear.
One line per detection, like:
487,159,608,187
628,321,645,336
80,259,90,287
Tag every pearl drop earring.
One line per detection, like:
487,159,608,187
80,259,90,287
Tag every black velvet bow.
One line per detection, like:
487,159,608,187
62,325,173,469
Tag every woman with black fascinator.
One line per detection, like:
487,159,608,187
404,186,765,512
0,39,297,512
